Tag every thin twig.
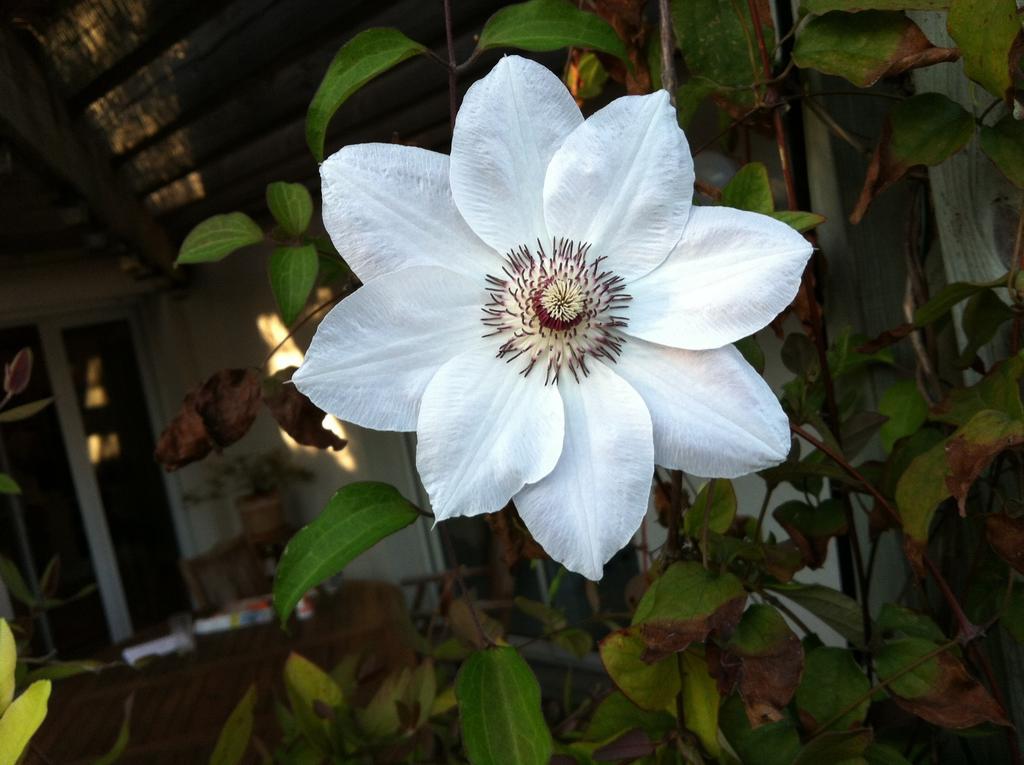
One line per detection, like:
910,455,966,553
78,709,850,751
1009,205,1024,353
442,0,458,130
700,478,714,569
657,0,677,99
667,469,683,561
260,290,347,368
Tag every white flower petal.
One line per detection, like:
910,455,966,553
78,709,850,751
613,338,790,478
514,361,653,581
293,266,485,431
320,143,501,283
626,206,812,350
450,55,583,255
543,91,694,283
417,347,564,521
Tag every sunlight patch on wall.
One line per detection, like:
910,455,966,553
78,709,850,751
145,171,206,213
87,433,121,464
256,312,358,472
256,312,303,375
84,356,108,409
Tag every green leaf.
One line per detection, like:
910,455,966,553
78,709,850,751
273,482,419,624
802,0,950,11
631,561,746,658
948,0,1021,100
771,210,826,233
956,288,1014,367
574,52,608,100
477,0,627,61
456,647,552,765
793,728,873,764
931,351,1024,426
913,279,1000,327
679,649,720,757
177,213,263,265
853,93,974,222
0,474,18,495
0,397,53,423
599,630,681,711
0,621,14,715
357,668,410,739
793,11,947,88
897,410,1024,550
865,743,915,765
766,582,865,647
93,694,133,765
774,499,847,568
210,685,255,765
719,693,801,765
269,245,319,325
0,680,50,765
582,691,675,744
684,480,737,538
876,604,945,643
551,627,593,658
721,163,774,214
734,334,766,374
671,0,774,106
25,660,104,684
796,647,871,731
980,115,1024,189
306,28,427,162
875,638,940,698
675,78,716,129
266,182,314,238
284,652,343,752
0,556,36,609
879,380,928,452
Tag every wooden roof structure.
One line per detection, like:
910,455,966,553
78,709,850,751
0,0,508,279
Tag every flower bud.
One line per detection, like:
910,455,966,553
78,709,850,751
3,348,32,396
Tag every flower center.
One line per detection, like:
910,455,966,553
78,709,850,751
482,238,630,384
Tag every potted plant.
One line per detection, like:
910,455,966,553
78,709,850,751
186,450,312,542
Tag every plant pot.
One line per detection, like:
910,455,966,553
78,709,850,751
236,490,285,542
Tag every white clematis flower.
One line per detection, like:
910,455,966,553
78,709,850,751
294,55,812,581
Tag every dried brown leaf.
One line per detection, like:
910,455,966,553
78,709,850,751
154,390,214,471
194,368,262,446
985,513,1024,574
262,367,346,451
893,650,1011,729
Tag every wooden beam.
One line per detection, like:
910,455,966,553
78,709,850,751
0,26,180,279
67,0,236,113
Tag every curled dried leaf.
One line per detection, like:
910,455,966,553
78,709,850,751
262,367,346,451
195,368,262,446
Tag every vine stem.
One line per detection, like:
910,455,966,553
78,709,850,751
809,639,958,739
657,0,677,98
700,478,714,569
442,0,458,129
667,469,683,560
789,422,981,644
747,0,870,647
260,290,346,368
1009,205,1024,353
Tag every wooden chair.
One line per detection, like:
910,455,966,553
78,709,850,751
178,536,268,611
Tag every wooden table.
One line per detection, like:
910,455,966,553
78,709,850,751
29,581,416,764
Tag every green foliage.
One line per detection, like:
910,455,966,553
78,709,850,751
177,213,263,265
957,288,1014,367
269,244,319,325
801,0,949,11
631,561,746,640
284,652,344,751
980,115,1024,188
679,649,720,756
210,686,255,765
766,583,865,647
273,482,419,624
0,620,14,715
266,181,314,238
0,397,53,423
477,0,627,61
796,647,871,731
793,728,873,764
582,691,675,744
793,11,944,88
947,0,1022,100
721,162,773,214
93,695,133,765
456,647,552,765
886,93,975,168
306,28,427,162
671,0,774,107
599,630,681,710
879,379,928,452
573,52,608,100
684,479,737,538
875,638,940,698
0,473,18,495
0,679,50,765
719,694,801,765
